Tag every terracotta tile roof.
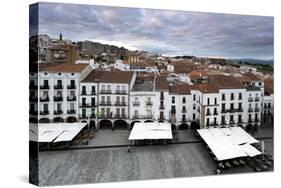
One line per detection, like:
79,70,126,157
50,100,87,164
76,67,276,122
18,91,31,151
169,84,191,94
237,73,263,83
190,82,219,93
264,78,274,95
189,69,208,79
209,75,244,89
155,75,169,90
171,62,196,74
39,63,88,73
82,70,134,84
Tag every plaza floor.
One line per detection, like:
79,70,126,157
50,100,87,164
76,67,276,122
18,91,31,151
37,125,273,186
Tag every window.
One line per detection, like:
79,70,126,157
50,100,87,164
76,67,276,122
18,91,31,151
222,93,225,101
239,93,242,100
193,104,196,110
91,86,95,93
214,117,217,124
91,98,95,105
206,108,210,115
82,86,86,94
221,116,225,124
43,104,48,112
230,115,234,122
238,115,242,123
57,80,62,86
82,109,86,117
222,103,225,111
214,98,217,105
214,108,217,114
193,94,196,101
230,103,234,110
43,80,48,86
206,118,209,126
182,97,186,103
207,98,210,105
238,103,242,110
231,93,234,100
70,103,74,110
70,80,75,86
193,113,196,120
134,110,138,116
172,96,175,104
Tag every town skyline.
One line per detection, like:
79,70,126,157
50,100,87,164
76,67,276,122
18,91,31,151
30,2,274,60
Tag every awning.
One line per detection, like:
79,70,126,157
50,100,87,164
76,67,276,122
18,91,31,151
197,127,261,161
29,123,87,143
129,122,173,140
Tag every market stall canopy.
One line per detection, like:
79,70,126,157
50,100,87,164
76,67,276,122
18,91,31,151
129,122,172,140
29,123,87,143
197,127,261,161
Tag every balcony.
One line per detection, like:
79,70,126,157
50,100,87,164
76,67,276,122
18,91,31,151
115,90,127,95
67,110,76,114
67,85,76,89
206,112,211,116
255,97,260,102
229,121,235,125
29,96,38,102
248,108,253,113
248,97,253,102
40,85,49,89
213,111,218,115
40,111,49,115
29,85,38,90
115,102,127,106
171,109,176,114
182,109,187,113
221,121,227,126
100,90,112,94
114,114,127,119
54,85,63,89
100,113,112,118
238,120,243,124
159,105,165,110
221,109,226,114
40,96,49,102
160,95,164,100
81,90,87,95
53,96,63,102
237,108,243,112
254,118,260,122
132,115,153,119
146,101,153,106
248,119,253,123
254,108,260,112
133,101,140,106
99,101,112,106
54,110,63,115
67,96,76,101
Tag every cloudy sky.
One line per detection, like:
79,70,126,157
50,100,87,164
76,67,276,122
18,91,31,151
30,2,274,59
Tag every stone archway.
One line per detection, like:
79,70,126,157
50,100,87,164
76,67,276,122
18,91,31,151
39,118,50,123
113,120,128,130
191,121,200,130
66,116,77,123
179,123,188,130
99,119,113,130
53,117,64,123
144,120,154,123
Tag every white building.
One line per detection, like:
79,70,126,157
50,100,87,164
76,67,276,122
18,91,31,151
29,63,92,123
79,70,136,129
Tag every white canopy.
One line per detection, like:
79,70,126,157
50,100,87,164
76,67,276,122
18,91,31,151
29,123,87,143
197,127,261,161
129,122,173,140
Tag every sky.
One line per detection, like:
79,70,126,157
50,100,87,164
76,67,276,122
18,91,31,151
30,2,274,59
